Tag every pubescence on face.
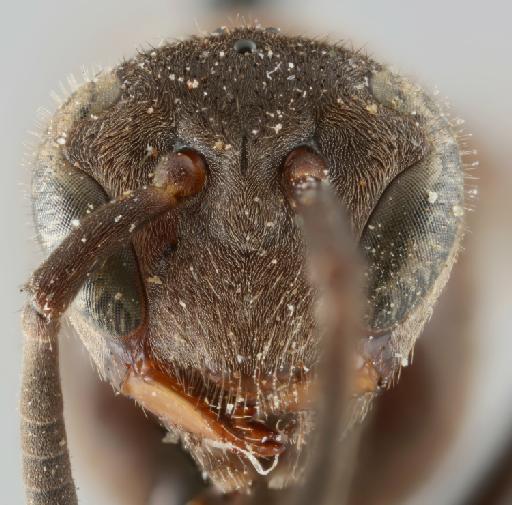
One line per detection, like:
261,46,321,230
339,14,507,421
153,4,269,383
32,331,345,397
32,27,464,492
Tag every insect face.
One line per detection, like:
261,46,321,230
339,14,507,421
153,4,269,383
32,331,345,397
25,27,464,499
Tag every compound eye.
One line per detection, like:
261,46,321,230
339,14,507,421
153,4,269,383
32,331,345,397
282,146,328,202
154,149,208,197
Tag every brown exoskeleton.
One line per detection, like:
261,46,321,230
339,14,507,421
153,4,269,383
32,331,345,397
20,26,465,504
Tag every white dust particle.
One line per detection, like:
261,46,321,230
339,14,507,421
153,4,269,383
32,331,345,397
129,223,136,233
81,237,87,243
266,62,281,80
272,123,283,134
394,352,409,367
179,300,187,309
187,79,199,90
366,103,378,114
452,205,464,217
213,139,225,151
56,136,66,145
162,431,179,444
114,292,123,301
170,73,176,80
271,259,277,265
147,107,154,114
147,276,163,285
236,354,245,364
71,219,80,228
428,191,438,204
288,62,294,69
219,51,225,58
114,214,123,223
